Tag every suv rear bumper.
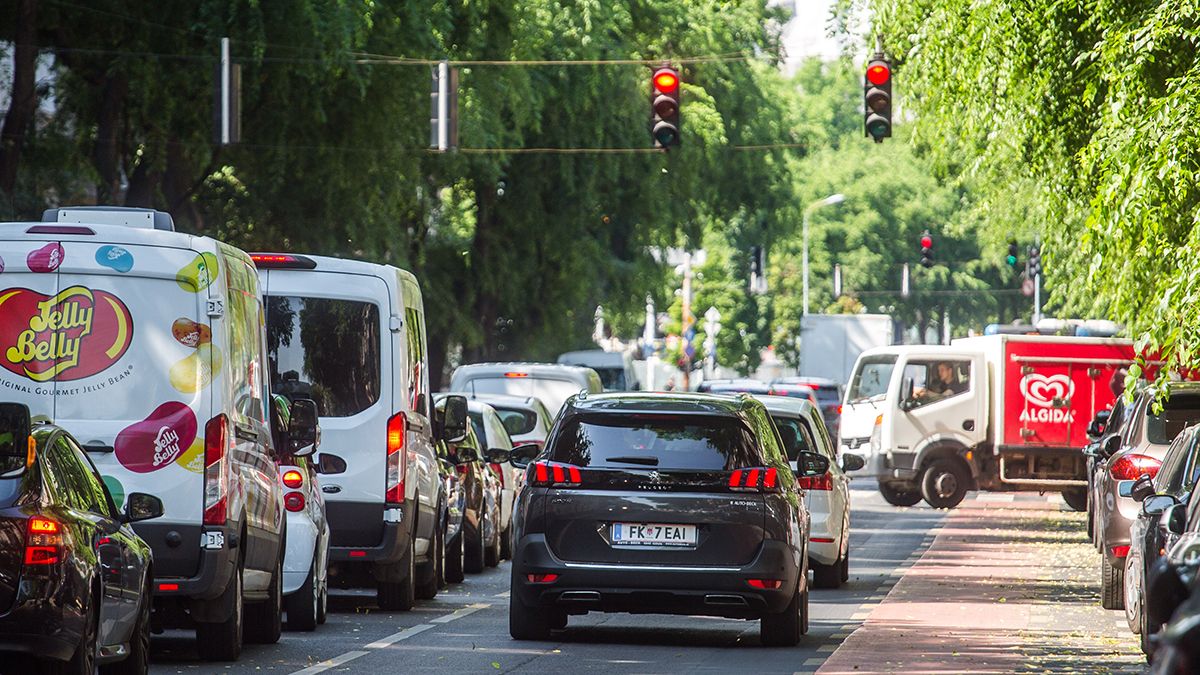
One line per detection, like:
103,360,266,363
329,500,413,564
512,534,802,619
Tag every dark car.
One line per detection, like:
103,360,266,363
770,377,843,439
435,396,503,578
506,392,828,646
0,403,163,674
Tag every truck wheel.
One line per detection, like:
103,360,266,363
878,482,923,507
377,537,416,611
1101,557,1125,610
920,459,969,509
1062,488,1087,512
196,565,243,661
245,555,283,644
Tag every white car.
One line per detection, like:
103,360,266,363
755,395,864,588
449,362,603,415
463,393,554,449
466,400,518,559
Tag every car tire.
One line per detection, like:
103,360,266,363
1062,488,1087,512
464,518,485,574
1101,557,1126,610
760,580,804,647
1124,554,1142,634
1087,494,1096,541
102,581,150,675
811,559,842,589
40,590,97,675
878,482,923,507
246,554,283,644
500,523,513,561
196,565,243,662
377,536,416,611
317,577,328,625
445,530,465,583
415,525,441,600
840,548,850,584
485,514,502,568
285,556,320,631
920,459,970,509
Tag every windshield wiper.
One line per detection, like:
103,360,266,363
606,455,660,467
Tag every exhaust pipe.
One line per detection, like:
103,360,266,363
559,590,601,602
704,594,748,606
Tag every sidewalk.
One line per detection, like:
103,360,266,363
817,495,1146,674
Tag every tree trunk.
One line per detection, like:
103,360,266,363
0,0,38,198
93,75,127,203
466,183,500,362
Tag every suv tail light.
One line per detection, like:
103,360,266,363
729,467,780,492
798,471,833,490
528,461,582,487
1109,454,1161,481
24,516,63,567
386,413,406,505
203,414,232,526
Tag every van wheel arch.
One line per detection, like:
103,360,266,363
916,442,976,488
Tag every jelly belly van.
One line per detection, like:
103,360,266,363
0,207,285,661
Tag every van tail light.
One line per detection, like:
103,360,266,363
281,469,304,489
386,413,407,505
203,414,232,526
491,463,505,489
528,461,582,487
24,516,63,567
729,467,780,492
797,471,833,490
1109,454,1161,481
284,492,306,512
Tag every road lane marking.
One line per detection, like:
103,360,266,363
803,657,825,666
430,603,490,623
364,623,437,649
818,644,838,653
494,590,511,598
291,650,371,675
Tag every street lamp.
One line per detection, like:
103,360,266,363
803,193,846,315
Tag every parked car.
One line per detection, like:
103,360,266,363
464,393,555,450
1145,493,1200,674
0,402,163,674
770,377,843,439
556,349,640,391
1,207,286,660
254,252,452,611
506,391,828,646
1094,384,1200,609
1081,406,1117,545
467,399,519,560
754,395,864,589
450,363,603,415
435,428,467,587
434,396,502,576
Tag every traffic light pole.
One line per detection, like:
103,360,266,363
1033,273,1042,324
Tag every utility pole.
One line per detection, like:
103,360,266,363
643,295,656,391
681,251,694,391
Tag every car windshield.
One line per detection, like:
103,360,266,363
848,355,897,403
1145,394,1200,445
549,414,761,470
491,406,537,436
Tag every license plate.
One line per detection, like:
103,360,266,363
611,522,697,547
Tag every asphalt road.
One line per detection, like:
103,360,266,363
150,483,945,674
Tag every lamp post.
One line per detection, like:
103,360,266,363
802,193,846,315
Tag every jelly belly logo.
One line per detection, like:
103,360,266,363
0,286,133,382
1019,373,1076,423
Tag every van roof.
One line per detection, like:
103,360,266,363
454,362,599,378
0,220,212,251
251,251,419,286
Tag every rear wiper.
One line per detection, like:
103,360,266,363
606,455,660,466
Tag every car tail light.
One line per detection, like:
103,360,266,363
811,537,835,543
527,573,559,583
158,583,180,592
746,579,782,590
203,414,232,526
1109,454,1161,481
504,372,529,378
24,516,62,566
1111,545,1130,558
491,463,505,489
528,461,582,487
284,492,306,512
386,413,406,505
281,469,304,489
729,467,780,492
798,471,833,490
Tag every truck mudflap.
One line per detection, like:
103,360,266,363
994,447,1087,489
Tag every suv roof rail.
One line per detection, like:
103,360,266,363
42,206,175,232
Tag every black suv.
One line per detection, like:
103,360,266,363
506,392,828,646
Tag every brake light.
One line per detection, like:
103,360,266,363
729,467,780,492
529,461,582,487
504,372,530,378
158,583,180,592
248,253,318,269
25,225,95,235
284,492,306,512
746,579,782,590
1109,454,1161,481
203,414,232,526
24,516,62,566
798,471,833,490
282,469,304,489
386,413,406,505
527,573,559,583
1111,545,1130,558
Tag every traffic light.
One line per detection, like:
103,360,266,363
864,55,892,142
919,231,934,268
1027,246,1042,278
650,66,681,149
1006,240,1019,268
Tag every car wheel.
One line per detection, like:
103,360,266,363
1061,488,1087,512
760,580,803,647
464,518,485,574
40,590,97,675
415,524,441,600
1124,554,1142,634
500,523,513,561
245,554,283,644
317,575,328,625
811,558,842,589
920,459,970,509
378,534,416,611
101,581,150,674
196,564,243,662
1101,557,1126,610
445,530,465,583
1087,493,1095,541
285,556,320,631
878,481,923,507
485,512,502,568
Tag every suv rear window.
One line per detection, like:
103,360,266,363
491,406,537,436
1146,395,1200,445
549,414,761,470
265,296,381,417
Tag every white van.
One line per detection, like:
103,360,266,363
449,363,603,415
0,207,286,661
557,349,640,391
252,252,446,610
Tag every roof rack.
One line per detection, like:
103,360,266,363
42,206,175,232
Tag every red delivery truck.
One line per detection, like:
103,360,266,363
839,334,1134,509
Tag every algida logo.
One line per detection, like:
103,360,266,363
0,286,134,382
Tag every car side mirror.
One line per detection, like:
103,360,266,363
0,403,31,465
1130,474,1156,502
439,395,469,443
453,445,480,464
1144,494,1178,517
841,453,866,472
509,443,541,469
1165,503,1188,536
1087,410,1110,439
123,492,164,523
287,398,320,456
316,452,347,475
1102,435,1121,458
898,377,916,411
484,447,511,465
795,451,830,478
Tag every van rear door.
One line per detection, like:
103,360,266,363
0,233,63,420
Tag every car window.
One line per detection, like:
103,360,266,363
66,436,119,518
771,415,811,461
903,359,971,409
800,415,835,460
1156,429,1195,492
1144,395,1200,445
468,412,489,448
550,414,761,470
492,406,537,436
45,435,114,517
486,412,513,450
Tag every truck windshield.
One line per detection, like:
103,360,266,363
847,355,897,403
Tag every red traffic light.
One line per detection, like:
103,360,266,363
920,234,933,248
866,61,890,86
653,68,679,93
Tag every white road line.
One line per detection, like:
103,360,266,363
494,590,511,598
364,623,436,649
430,603,490,623
817,644,838,653
803,657,825,666
291,650,372,675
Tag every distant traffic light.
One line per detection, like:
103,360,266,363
1027,246,1042,278
919,231,934,268
650,66,681,149
864,55,892,143
1006,240,1019,268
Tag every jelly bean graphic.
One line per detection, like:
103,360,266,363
169,343,224,394
27,243,64,273
114,401,198,474
95,245,134,273
176,252,220,292
102,475,125,509
171,318,213,348
175,438,205,473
